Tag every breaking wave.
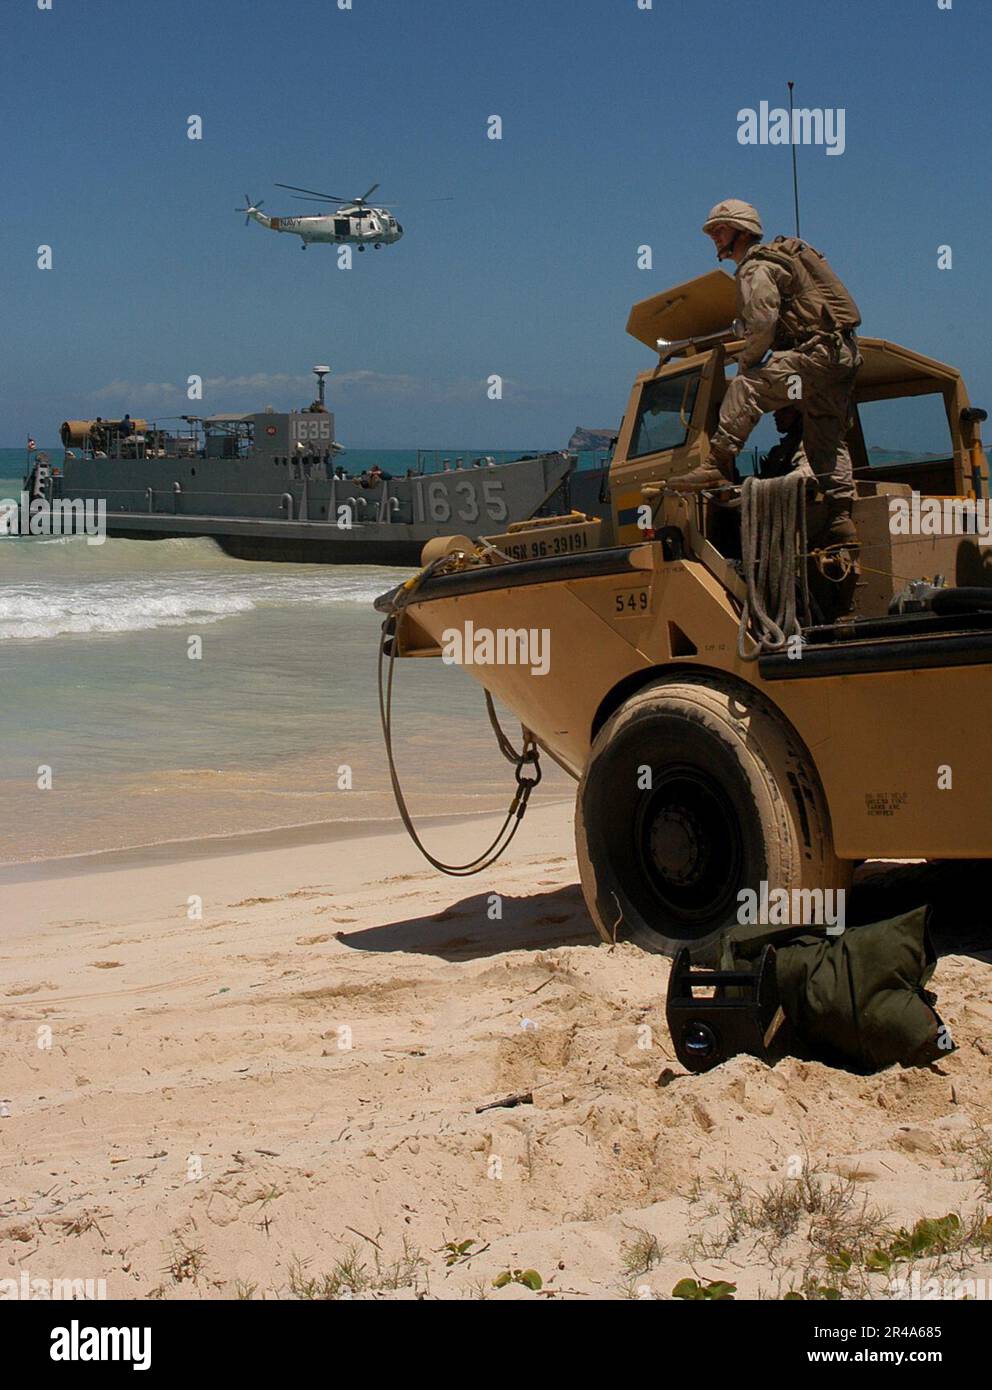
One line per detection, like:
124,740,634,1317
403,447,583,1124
0,583,255,642
0,534,409,642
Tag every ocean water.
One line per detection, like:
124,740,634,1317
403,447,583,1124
0,421,930,865
0,451,572,864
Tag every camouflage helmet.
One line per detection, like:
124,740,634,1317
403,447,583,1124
701,199,763,238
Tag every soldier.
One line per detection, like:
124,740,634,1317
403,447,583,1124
680,199,861,551
758,406,805,479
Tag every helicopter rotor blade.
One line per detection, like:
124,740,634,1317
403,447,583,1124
275,182,347,201
358,182,380,203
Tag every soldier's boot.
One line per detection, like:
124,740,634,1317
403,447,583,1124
664,442,735,493
806,497,858,551
822,505,858,549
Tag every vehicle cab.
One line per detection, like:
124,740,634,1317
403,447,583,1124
609,271,989,615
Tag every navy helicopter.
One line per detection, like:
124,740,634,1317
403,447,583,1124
236,182,412,251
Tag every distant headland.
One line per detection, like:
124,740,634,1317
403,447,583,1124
567,427,616,451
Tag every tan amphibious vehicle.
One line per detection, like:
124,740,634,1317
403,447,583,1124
376,271,992,961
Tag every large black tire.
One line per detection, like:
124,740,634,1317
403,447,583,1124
575,677,849,962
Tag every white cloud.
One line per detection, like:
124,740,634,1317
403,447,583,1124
91,378,181,405
203,373,312,395
87,370,570,413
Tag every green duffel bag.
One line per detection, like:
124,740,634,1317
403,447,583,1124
719,905,950,1073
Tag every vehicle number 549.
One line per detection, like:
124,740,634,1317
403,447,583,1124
614,588,649,615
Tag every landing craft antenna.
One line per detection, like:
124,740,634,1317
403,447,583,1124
788,80,801,237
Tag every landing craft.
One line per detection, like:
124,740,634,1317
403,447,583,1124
237,181,442,252
23,364,605,565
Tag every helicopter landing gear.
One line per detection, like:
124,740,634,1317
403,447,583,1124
300,242,307,251
358,245,366,253
374,243,382,250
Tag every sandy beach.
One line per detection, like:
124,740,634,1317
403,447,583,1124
2,801,991,1301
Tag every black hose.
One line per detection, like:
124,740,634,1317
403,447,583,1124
929,587,992,615
376,592,542,877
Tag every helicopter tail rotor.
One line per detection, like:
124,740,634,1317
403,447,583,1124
236,195,265,226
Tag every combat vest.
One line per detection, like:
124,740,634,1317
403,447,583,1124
740,236,861,349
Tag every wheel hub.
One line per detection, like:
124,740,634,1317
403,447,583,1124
649,804,708,886
632,765,744,925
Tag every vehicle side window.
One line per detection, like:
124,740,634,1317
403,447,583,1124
628,370,702,459
855,394,953,466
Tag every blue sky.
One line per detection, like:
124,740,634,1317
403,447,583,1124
2,0,989,448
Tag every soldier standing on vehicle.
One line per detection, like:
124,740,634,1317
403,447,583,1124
680,199,861,551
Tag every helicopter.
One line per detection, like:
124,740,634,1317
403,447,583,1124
236,182,406,251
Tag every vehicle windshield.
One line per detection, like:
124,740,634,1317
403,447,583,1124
629,369,701,458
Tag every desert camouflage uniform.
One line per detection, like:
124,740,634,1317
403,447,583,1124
712,245,860,506
771,434,854,498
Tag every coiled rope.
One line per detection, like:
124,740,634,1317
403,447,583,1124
736,471,812,661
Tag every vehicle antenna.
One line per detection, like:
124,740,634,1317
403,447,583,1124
788,80,801,237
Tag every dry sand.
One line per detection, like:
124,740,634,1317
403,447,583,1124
2,801,992,1301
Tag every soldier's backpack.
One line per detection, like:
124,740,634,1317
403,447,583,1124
747,236,862,341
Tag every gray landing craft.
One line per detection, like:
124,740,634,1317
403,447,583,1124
26,368,610,564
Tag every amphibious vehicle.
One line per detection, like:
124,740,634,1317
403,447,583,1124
376,270,992,960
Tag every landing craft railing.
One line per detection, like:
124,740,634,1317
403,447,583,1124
72,427,201,463
413,449,518,475
377,484,402,523
63,417,203,463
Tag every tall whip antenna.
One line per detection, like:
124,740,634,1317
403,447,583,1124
788,80,801,237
